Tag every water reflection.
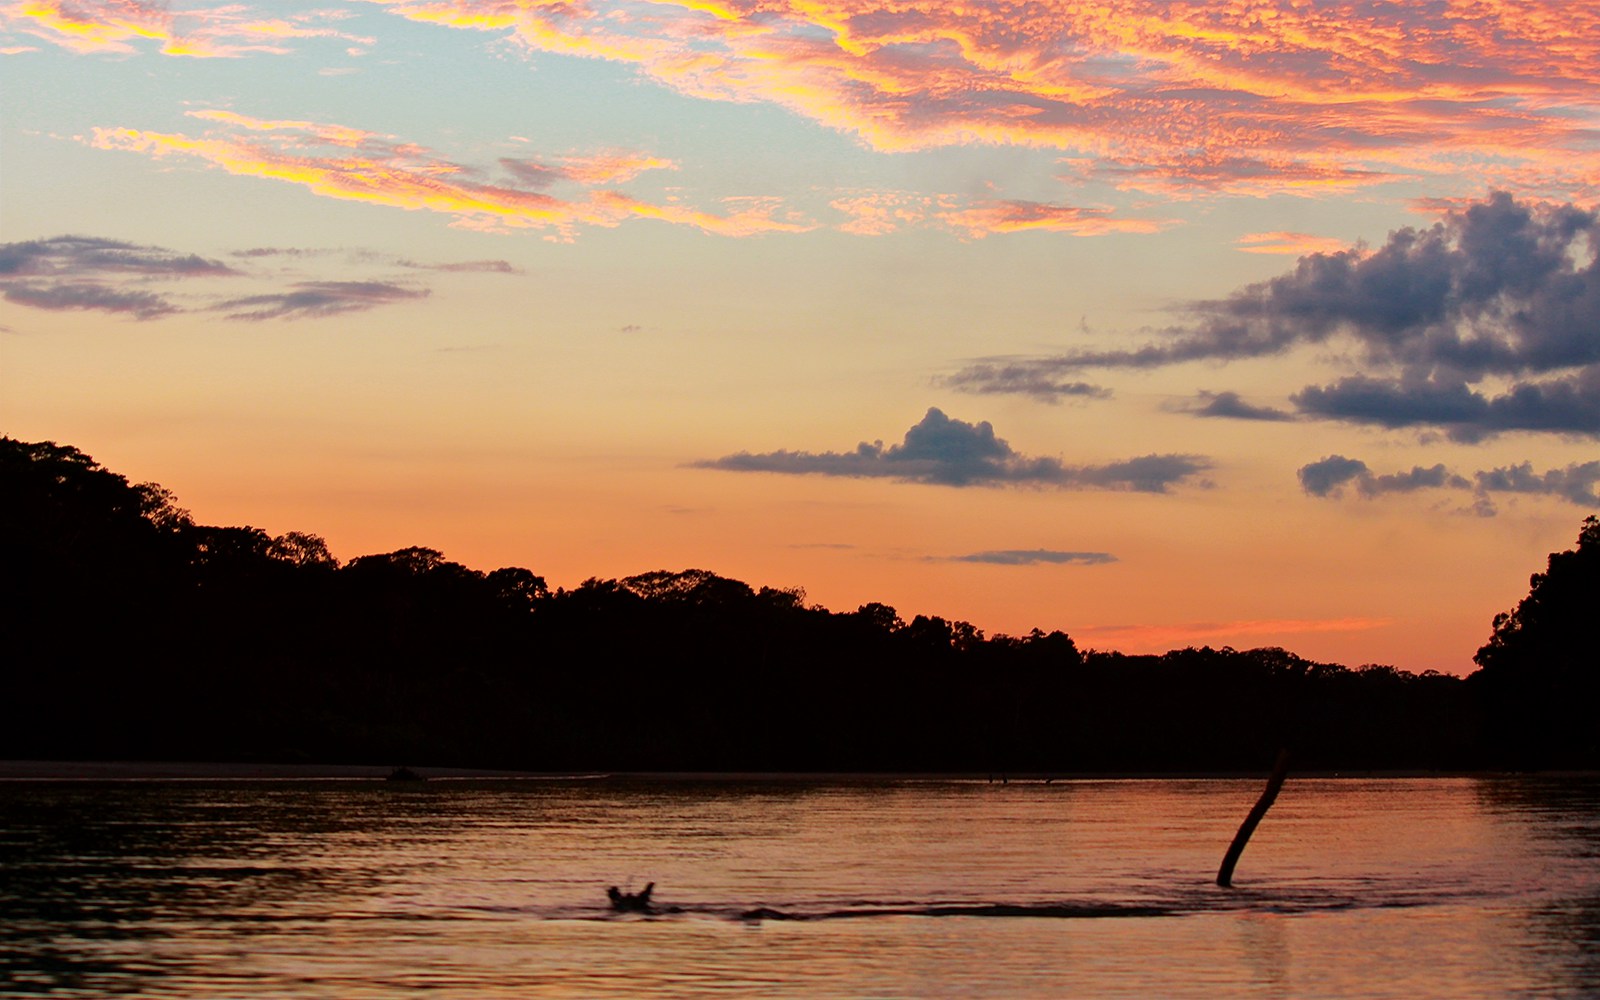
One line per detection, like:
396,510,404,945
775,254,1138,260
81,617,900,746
1,777,1597,998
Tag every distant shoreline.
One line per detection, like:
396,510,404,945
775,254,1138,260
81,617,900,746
4,760,1591,781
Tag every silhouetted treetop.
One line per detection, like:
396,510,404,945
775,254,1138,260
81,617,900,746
1472,515,1599,767
1475,515,1599,678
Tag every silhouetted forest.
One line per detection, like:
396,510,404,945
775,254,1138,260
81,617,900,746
3,436,1595,771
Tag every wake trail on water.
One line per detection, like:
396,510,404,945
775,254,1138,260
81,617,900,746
459,887,1448,924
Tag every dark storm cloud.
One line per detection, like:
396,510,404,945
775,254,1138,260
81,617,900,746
218,281,429,320
1,282,180,320
946,549,1118,566
0,235,238,278
1180,390,1293,421
945,192,1600,439
695,408,1209,492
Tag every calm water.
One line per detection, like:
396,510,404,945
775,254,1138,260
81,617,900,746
1,776,1597,998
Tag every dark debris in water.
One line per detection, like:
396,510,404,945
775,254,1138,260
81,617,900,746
737,902,1180,922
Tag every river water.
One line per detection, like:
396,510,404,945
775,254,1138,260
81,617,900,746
2,776,1596,997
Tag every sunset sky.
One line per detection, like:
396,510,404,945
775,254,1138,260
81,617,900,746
3,0,1598,673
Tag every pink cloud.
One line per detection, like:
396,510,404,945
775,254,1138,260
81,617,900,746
89,110,811,239
357,0,1600,200
2,1,371,58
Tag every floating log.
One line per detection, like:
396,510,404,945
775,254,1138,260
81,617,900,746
1216,748,1291,888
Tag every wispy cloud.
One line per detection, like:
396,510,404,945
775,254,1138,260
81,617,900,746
936,200,1169,239
944,363,1112,404
0,234,507,322
217,281,428,321
90,109,812,240
0,235,237,278
360,0,1600,200
695,407,1209,492
2,2,371,58
1236,232,1348,256
945,549,1116,566
2,282,180,320
0,235,234,320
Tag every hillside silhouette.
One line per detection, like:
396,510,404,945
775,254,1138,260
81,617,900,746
3,436,1592,771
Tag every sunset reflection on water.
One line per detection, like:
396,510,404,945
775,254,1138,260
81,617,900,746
2,776,1596,997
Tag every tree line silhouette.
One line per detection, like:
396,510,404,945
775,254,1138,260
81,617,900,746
3,436,1594,771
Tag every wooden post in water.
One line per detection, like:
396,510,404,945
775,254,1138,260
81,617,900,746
1216,748,1291,888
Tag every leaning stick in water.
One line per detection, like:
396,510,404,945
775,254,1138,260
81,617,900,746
1216,748,1291,888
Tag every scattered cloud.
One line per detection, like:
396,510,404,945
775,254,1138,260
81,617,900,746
91,109,812,240
360,0,1600,200
500,151,676,189
2,2,371,58
695,407,1209,492
1475,461,1600,507
0,234,504,322
0,235,235,320
944,363,1111,404
0,235,237,278
937,200,1169,239
1297,455,1469,499
946,549,1116,566
1177,391,1294,422
217,281,428,321
1236,232,1348,256
397,258,522,274
232,246,522,274
947,193,1600,439
1298,454,1600,513
2,282,179,320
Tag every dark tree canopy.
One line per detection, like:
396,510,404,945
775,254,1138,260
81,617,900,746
1473,516,1600,767
3,434,1565,773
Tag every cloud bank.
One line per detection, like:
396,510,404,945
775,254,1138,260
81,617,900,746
696,408,1209,492
952,193,1600,440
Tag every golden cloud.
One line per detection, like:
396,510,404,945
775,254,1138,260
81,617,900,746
3,1,371,57
358,0,1600,199
89,111,810,239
